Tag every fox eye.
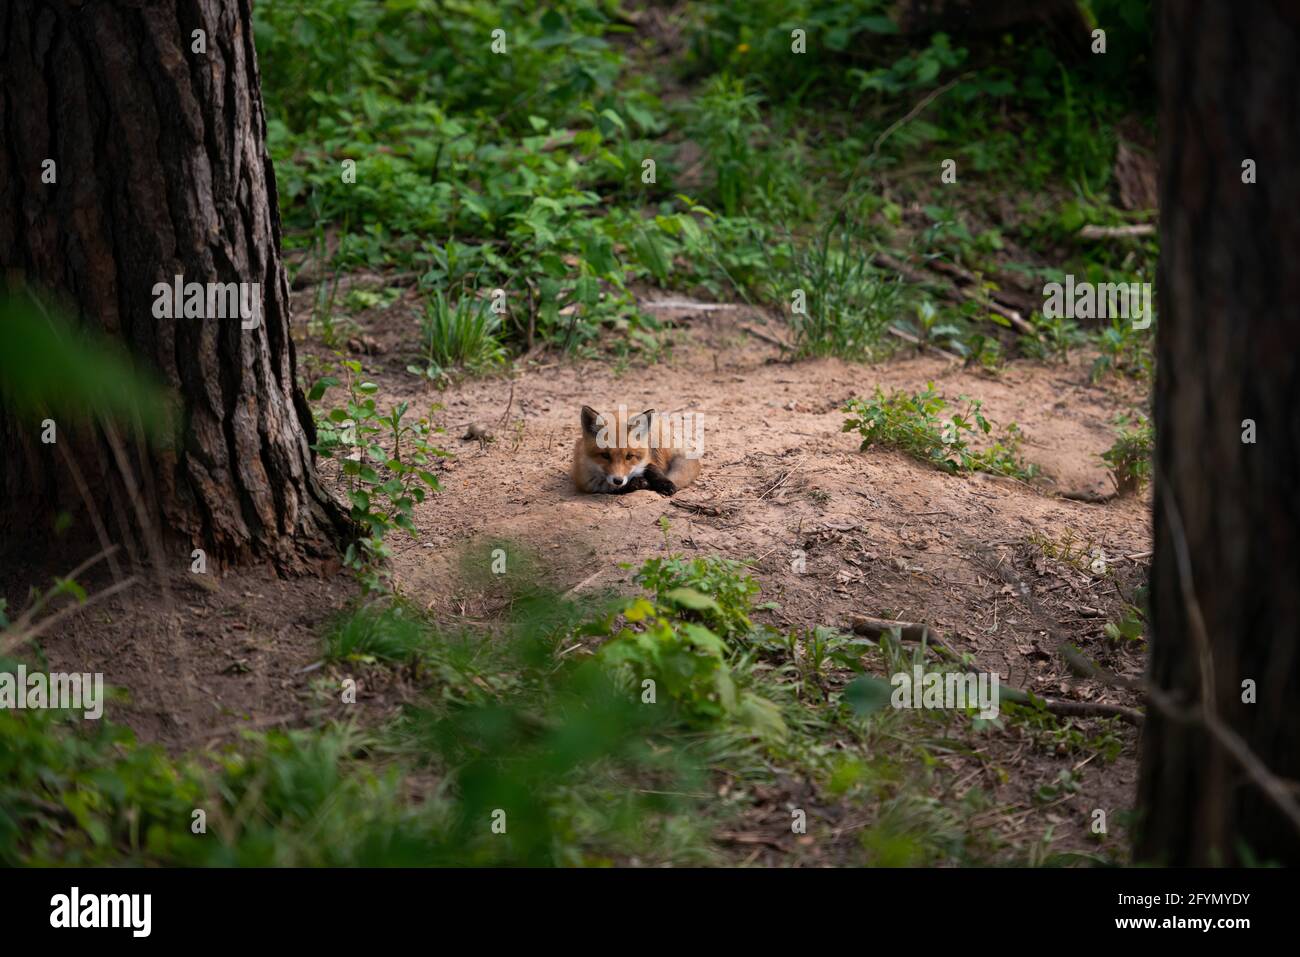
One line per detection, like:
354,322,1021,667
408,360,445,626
601,451,612,461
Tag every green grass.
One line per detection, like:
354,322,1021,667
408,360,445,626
3,549,1131,867
843,383,1040,480
415,289,506,375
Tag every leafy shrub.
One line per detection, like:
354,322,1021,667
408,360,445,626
843,383,1038,480
309,361,448,592
1101,411,1153,494
633,555,760,640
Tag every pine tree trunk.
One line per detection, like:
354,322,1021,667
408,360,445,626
1137,1,1300,865
0,0,349,572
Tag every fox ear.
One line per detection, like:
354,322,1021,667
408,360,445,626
580,405,603,437
629,408,654,440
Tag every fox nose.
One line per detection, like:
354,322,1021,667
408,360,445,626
610,476,627,487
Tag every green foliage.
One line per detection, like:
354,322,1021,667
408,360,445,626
309,360,448,591
324,601,430,663
776,219,903,358
1104,605,1147,645
1091,312,1154,382
1021,309,1087,363
686,0,900,100
413,289,506,377
1101,411,1153,495
0,293,173,436
0,553,781,867
632,554,760,640
843,383,1038,480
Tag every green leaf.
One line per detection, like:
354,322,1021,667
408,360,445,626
0,293,173,435
843,676,894,715
663,587,720,613
307,376,340,401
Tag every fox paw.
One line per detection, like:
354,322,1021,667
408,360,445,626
645,473,677,496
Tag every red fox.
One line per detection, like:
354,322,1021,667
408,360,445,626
572,405,701,496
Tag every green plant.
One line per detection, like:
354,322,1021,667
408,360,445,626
842,383,1039,480
309,360,448,592
325,601,430,663
1104,605,1147,645
632,555,761,640
1101,411,1153,495
1021,310,1086,362
414,289,505,375
1091,312,1154,382
775,218,903,358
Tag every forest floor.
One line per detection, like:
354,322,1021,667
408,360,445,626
27,283,1154,865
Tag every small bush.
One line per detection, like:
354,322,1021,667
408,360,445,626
1101,411,1153,494
843,383,1038,480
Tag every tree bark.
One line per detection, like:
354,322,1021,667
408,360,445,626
0,0,349,572
1138,1,1300,865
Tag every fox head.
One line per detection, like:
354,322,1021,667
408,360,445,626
579,405,654,490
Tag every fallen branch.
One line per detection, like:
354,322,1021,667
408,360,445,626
670,499,727,517
850,614,967,662
849,614,1143,725
873,252,1039,338
888,324,963,362
1078,223,1156,240
737,321,793,351
1021,697,1144,724
640,299,741,313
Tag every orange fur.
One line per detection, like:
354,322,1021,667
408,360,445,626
572,406,700,495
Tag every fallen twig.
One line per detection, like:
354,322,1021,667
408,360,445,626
873,252,1039,338
849,614,1143,725
1078,223,1156,240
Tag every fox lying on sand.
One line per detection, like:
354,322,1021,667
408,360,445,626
572,405,700,496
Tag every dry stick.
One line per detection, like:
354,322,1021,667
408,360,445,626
561,568,605,598
869,73,972,161
670,499,726,517
874,252,1039,338
1078,223,1156,240
887,324,963,362
848,614,1143,725
757,458,805,500
56,442,124,584
1147,685,1300,837
499,376,516,428
926,258,1039,315
101,419,172,605
3,544,123,638
850,615,966,662
737,321,792,351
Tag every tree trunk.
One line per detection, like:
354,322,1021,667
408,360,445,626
1138,1,1300,865
0,0,349,572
